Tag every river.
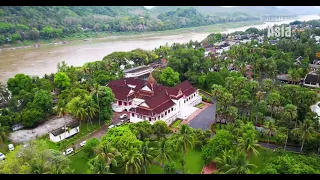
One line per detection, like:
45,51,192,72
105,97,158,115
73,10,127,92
0,14,319,82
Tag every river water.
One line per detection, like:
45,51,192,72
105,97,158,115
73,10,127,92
0,14,319,82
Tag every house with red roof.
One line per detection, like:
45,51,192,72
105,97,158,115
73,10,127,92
107,74,202,125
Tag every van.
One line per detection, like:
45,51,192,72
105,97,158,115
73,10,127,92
8,144,14,151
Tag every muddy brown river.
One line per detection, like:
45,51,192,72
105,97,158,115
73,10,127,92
0,14,318,82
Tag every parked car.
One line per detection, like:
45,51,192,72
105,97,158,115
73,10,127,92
80,141,86,147
116,122,123,126
0,152,5,160
119,114,128,119
8,144,14,151
63,148,74,156
108,124,115,129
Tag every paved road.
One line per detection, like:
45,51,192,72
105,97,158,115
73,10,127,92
71,112,130,151
258,142,301,152
188,103,216,130
188,90,217,131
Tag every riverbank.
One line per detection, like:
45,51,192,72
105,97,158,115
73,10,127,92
0,20,262,50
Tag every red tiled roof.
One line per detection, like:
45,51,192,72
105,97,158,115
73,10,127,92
176,80,193,92
131,98,175,116
184,87,196,97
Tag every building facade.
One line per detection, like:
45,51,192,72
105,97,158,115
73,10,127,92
49,121,80,143
107,75,202,125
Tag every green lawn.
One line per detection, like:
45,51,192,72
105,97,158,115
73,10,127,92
147,149,203,174
147,164,164,174
196,103,205,109
70,151,90,174
171,120,182,128
248,147,295,173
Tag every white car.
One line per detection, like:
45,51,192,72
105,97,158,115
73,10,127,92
0,152,5,160
63,148,74,156
8,144,14,151
80,141,86,147
108,124,115,129
119,114,128,119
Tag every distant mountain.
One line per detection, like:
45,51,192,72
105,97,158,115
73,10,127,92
150,6,293,16
276,6,320,15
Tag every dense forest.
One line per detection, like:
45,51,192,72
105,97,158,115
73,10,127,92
0,6,261,45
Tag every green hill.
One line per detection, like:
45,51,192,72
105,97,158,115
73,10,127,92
0,6,260,45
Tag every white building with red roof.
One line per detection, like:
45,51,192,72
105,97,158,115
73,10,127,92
107,74,202,125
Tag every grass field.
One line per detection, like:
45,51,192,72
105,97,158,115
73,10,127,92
70,151,90,174
147,149,203,174
196,103,205,109
171,120,182,128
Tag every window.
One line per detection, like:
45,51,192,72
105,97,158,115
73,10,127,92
132,113,134,117
165,112,167,115
124,102,127,106
184,100,186,103
168,110,171,113
161,114,164,118
118,101,122,105
149,117,151,121
158,116,160,120
129,102,132,105
171,107,173,111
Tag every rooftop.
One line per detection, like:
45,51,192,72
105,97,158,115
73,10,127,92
123,65,153,74
50,121,79,136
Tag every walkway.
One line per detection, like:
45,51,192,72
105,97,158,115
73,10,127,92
201,162,217,174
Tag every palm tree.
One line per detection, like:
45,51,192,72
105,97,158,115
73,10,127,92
154,138,173,173
263,120,277,148
173,124,194,174
215,150,256,174
88,155,113,174
123,147,144,174
237,129,261,159
94,141,121,168
140,141,155,174
292,120,316,153
86,104,98,130
255,91,264,125
91,84,102,126
0,124,8,149
214,149,234,172
284,104,298,128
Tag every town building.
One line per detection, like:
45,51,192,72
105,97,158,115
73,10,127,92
303,73,320,88
107,74,202,125
49,121,80,143
123,65,154,80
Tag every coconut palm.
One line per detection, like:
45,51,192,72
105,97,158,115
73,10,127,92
215,150,256,174
88,154,114,174
263,120,277,148
255,91,264,125
237,129,261,159
94,141,121,168
154,138,173,173
91,84,102,126
173,124,194,174
214,149,234,172
0,125,8,149
292,119,316,152
140,141,155,174
123,147,143,174
283,104,298,128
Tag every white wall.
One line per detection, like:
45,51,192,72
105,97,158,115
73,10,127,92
49,126,80,143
